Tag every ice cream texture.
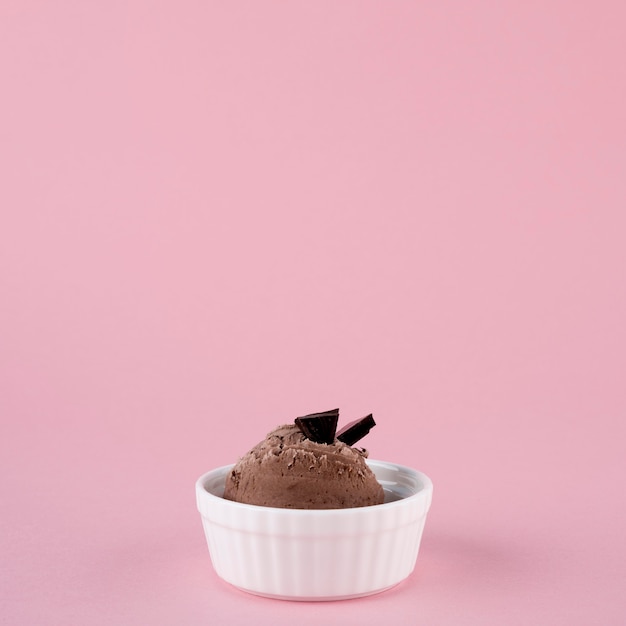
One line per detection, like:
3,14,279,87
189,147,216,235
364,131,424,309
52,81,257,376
223,423,385,509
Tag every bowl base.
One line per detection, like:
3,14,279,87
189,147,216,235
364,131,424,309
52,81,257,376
227,580,402,602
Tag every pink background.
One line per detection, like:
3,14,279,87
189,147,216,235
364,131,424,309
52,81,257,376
2,1,625,624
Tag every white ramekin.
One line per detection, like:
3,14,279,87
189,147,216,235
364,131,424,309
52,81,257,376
195,459,433,601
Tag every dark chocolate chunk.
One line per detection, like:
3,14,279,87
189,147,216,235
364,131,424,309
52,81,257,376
336,414,376,446
295,408,339,444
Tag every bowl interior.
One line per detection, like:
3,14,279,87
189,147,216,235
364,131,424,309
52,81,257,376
203,465,229,498
371,461,426,503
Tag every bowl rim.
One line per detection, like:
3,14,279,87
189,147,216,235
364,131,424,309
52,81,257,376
196,458,433,516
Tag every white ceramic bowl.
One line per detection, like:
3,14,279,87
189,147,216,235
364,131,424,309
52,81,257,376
195,460,433,601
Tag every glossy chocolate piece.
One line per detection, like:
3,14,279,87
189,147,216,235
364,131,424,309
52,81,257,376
295,408,339,444
336,414,376,446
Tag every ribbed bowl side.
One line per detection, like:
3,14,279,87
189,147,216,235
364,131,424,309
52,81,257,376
202,516,428,598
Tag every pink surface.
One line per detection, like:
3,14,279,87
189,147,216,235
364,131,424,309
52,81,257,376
1,1,625,624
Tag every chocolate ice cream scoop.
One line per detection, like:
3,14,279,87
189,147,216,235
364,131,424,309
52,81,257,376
223,424,384,509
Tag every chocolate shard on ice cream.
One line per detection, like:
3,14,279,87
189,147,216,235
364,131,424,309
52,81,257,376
223,412,384,509
336,414,376,446
294,408,339,445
